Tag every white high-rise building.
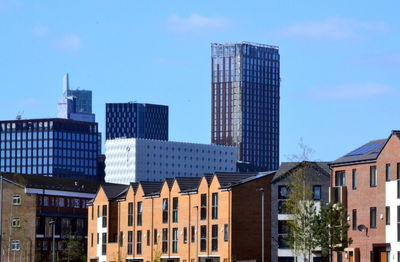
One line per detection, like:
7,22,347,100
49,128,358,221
105,138,237,184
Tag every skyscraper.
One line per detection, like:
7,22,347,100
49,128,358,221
211,42,280,171
57,73,95,122
106,102,168,140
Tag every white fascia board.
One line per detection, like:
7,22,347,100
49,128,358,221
25,188,95,198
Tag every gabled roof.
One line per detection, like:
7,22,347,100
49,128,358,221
331,139,387,166
272,161,330,183
165,178,174,189
130,182,140,193
1,173,101,194
101,184,129,200
139,181,163,196
214,172,259,188
174,177,202,193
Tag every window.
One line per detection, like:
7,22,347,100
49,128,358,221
352,209,357,230
172,198,178,223
127,231,133,255
162,198,168,223
91,233,93,247
224,224,229,242
183,227,188,244
200,225,207,252
119,232,123,247
386,206,390,225
11,240,20,251
97,233,99,244
201,194,207,220
12,195,21,206
370,207,377,228
102,233,107,255
137,202,142,226
313,186,321,201
137,231,142,255
386,164,391,181
102,205,107,228
172,228,178,253
147,230,150,246
352,169,357,190
12,218,20,228
162,228,168,253
97,205,100,217
128,202,133,226
278,221,289,249
212,193,218,219
397,163,400,179
154,229,158,245
335,171,345,186
398,206,400,242
191,226,195,243
370,166,377,187
91,206,94,220
278,186,289,214
398,181,400,199
212,225,218,251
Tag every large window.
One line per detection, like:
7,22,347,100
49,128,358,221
128,202,133,226
102,205,107,228
162,198,168,223
370,207,377,229
278,220,289,249
335,171,345,186
172,228,178,253
200,225,207,252
212,225,218,251
102,233,107,255
352,209,357,230
137,231,142,255
313,185,321,201
212,193,218,219
137,202,142,226
172,198,178,223
370,166,377,187
352,169,357,190
386,164,392,181
278,186,289,214
200,194,207,220
127,231,133,255
162,228,168,253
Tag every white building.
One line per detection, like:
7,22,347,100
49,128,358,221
105,138,237,184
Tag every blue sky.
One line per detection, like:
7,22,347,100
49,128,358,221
1,0,399,162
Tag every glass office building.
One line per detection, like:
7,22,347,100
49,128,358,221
0,118,99,179
211,42,280,171
106,102,168,140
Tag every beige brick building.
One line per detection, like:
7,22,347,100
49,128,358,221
87,172,274,262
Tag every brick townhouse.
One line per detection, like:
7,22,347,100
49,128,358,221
330,130,400,262
0,172,103,262
87,172,274,262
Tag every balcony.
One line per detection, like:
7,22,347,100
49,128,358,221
329,186,347,208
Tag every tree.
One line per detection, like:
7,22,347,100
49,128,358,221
285,162,320,262
314,203,352,262
60,236,86,262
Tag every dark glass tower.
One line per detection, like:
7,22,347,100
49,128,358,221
0,118,100,179
211,42,280,171
106,102,168,140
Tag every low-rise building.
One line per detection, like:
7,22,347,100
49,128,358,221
87,172,273,262
105,138,237,184
0,173,105,261
270,161,330,262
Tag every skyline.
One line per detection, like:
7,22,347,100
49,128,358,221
1,0,400,163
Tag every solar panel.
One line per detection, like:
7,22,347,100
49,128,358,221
346,142,384,156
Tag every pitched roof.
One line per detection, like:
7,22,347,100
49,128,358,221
174,177,202,193
1,173,101,194
214,172,259,188
139,181,163,196
331,139,387,166
101,184,129,200
272,161,330,183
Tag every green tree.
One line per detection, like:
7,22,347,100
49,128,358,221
60,236,86,262
315,203,352,262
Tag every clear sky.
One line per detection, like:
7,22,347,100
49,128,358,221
1,0,399,163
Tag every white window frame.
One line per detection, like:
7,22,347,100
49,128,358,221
11,218,20,228
11,240,20,251
12,195,21,206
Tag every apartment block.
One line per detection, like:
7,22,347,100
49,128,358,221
330,131,400,262
104,138,237,184
0,173,106,262
271,162,330,262
87,172,273,262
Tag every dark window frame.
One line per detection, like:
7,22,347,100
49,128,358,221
352,169,357,190
212,193,218,219
370,166,377,187
200,194,207,220
370,207,377,229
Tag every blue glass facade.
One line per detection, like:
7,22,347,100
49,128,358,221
211,42,280,171
0,118,99,179
106,102,168,140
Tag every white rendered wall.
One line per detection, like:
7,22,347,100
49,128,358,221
105,138,237,184
386,180,400,261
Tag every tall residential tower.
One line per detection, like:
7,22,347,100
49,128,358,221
211,42,280,171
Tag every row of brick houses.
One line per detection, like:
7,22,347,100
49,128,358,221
87,172,274,262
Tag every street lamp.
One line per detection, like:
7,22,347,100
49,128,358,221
257,188,265,262
49,219,56,262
